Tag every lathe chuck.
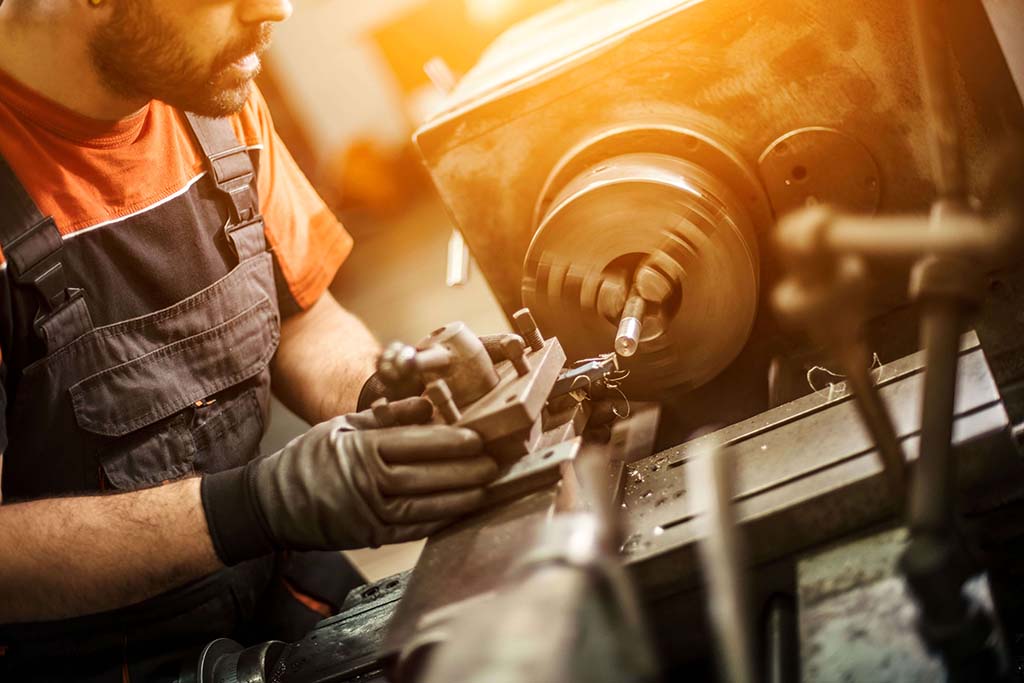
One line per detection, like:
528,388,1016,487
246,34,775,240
522,152,760,394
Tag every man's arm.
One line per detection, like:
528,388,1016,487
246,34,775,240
272,291,380,424
0,476,221,623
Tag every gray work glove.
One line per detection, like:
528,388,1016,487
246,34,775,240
201,397,498,564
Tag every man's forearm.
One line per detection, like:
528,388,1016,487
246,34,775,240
272,291,380,424
0,477,221,623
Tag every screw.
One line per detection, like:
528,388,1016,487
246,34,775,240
501,335,530,377
513,308,544,352
426,379,461,424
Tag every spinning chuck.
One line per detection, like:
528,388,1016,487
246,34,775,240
522,152,760,394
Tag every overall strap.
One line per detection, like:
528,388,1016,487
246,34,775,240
0,154,93,353
184,112,266,262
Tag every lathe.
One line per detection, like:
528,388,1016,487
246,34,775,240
190,0,1024,681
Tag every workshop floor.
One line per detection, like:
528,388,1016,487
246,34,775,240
260,196,508,581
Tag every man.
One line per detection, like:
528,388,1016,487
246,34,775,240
0,1,499,680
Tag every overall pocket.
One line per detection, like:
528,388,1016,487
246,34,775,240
68,298,279,491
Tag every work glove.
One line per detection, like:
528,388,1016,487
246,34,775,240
201,397,498,565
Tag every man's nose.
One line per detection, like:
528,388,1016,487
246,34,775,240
238,0,293,24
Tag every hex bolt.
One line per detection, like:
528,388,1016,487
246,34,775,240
371,398,397,428
500,335,530,377
513,308,544,352
426,379,461,424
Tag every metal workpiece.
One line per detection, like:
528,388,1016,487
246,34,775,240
614,289,646,358
415,322,500,407
523,152,759,394
619,334,1022,600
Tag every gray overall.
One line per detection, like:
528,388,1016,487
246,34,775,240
0,113,360,682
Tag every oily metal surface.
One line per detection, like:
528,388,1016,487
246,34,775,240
523,153,759,393
758,127,882,217
266,572,411,682
484,436,580,505
383,407,661,660
620,332,1024,599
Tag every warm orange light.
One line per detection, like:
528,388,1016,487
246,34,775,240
465,0,520,26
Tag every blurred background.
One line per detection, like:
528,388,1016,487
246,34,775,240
256,0,563,580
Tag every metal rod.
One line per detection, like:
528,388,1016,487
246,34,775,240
908,304,964,533
615,289,646,358
822,214,1010,262
836,340,908,505
426,379,462,424
762,594,799,683
690,443,756,683
910,0,968,201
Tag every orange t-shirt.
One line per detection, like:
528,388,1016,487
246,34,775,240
0,67,352,311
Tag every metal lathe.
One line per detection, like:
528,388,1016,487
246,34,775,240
192,1,1024,681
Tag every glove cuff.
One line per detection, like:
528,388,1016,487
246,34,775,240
201,465,278,566
357,371,424,412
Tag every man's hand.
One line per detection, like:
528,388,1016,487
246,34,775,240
202,398,498,561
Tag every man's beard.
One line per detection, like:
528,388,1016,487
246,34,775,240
89,3,272,118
